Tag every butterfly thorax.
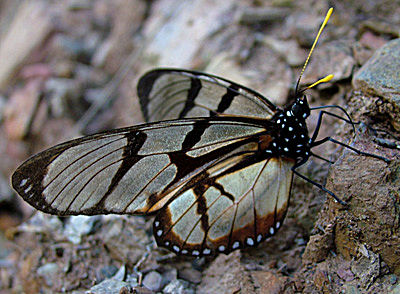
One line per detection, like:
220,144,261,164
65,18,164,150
264,96,311,163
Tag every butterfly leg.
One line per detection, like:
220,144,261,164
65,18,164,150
291,166,347,205
310,152,335,164
311,109,391,163
310,108,356,143
312,137,390,163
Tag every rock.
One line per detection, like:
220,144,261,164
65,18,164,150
67,0,92,11
326,146,400,274
302,40,356,84
178,268,202,284
0,174,13,203
142,271,162,292
64,215,102,244
161,268,178,288
236,7,290,24
51,35,90,63
142,0,237,68
359,31,387,51
45,78,85,118
262,36,306,67
351,246,381,289
91,0,146,73
336,266,355,282
251,271,288,294
163,279,194,294
353,38,400,109
112,265,127,281
197,251,253,294
286,12,329,47
96,265,119,282
37,263,60,287
3,79,43,140
0,1,52,90
99,216,149,265
0,94,6,122
87,279,131,294
302,223,335,264
18,212,63,234
390,283,400,294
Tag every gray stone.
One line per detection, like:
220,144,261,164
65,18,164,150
179,268,202,284
112,265,126,281
0,173,12,203
142,271,162,292
353,38,400,106
64,215,102,244
0,95,6,125
87,279,131,294
0,1,52,90
163,279,194,294
37,263,59,287
96,265,119,282
19,212,63,234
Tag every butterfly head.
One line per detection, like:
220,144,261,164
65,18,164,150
291,95,310,120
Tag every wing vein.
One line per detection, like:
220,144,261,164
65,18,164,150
43,136,126,190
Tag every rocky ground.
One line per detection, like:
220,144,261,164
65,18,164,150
0,0,399,293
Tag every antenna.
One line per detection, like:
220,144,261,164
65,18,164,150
295,8,333,94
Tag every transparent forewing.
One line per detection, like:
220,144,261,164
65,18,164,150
154,155,295,256
12,117,269,216
138,69,277,122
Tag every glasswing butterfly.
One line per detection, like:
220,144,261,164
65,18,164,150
11,8,390,256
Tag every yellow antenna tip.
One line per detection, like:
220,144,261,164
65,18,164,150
327,7,333,16
307,74,334,89
326,7,333,19
295,8,334,94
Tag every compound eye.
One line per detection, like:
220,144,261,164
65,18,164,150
291,103,301,116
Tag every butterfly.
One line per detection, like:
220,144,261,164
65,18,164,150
11,8,389,256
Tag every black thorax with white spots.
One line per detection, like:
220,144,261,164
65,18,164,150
266,96,311,163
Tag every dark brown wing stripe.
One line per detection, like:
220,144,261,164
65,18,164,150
178,77,202,118
181,120,209,150
96,131,147,209
216,84,239,114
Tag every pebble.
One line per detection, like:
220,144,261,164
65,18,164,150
163,279,194,294
302,40,356,84
96,265,119,282
64,215,102,244
87,279,131,294
353,38,400,107
262,36,306,67
0,1,52,90
37,263,59,287
18,213,63,234
142,271,162,292
45,78,83,118
0,174,12,203
178,268,202,284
